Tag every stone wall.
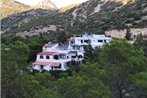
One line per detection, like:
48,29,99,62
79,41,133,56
105,28,147,38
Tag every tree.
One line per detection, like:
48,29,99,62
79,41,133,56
10,41,30,69
55,61,114,98
34,72,52,87
56,75,113,98
134,34,144,48
1,42,55,98
83,45,95,63
125,28,132,41
128,72,147,98
99,39,147,98
56,31,71,44
67,60,80,72
83,45,101,63
134,34,147,57
142,40,147,57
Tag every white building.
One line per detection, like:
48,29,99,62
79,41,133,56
32,51,68,71
32,42,84,72
71,34,112,49
32,34,112,71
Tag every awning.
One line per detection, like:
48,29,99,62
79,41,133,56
33,61,60,66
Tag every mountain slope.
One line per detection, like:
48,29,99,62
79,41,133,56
0,0,57,19
0,0,31,19
33,0,57,10
58,4,78,12
1,0,147,37
1,9,58,34
64,0,147,32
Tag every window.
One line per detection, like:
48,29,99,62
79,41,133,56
67,56,69,59
98,40,103,43
81,40,83,43
46,55,50,59
40,65,44,70
78,55,83,58
84,40,89,43
54,55,59,60
51,66,53,70
73,46,76,50
40,55,44,59
60,54,66,59
72,56,76,58
104,40,106,43
54,64,61,68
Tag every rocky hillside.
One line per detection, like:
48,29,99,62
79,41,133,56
58,4,78,12
0,0,30,19
0,0,57,19
1,9,58,33
33,0,57,10
65,0,147,32
1,0,147,37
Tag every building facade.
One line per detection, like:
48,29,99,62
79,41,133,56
71,34,112,48
32,34,112,71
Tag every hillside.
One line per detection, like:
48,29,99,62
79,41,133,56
1,0,147,37
65,0,147,32
0,0,57,19
58,4,78,12
0,0,31,19
33,0,57,10
1,1,147,98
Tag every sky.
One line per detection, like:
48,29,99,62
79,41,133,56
15,0,88,8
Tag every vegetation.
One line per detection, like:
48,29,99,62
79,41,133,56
59,4,78,12
1,0,31,19
3,0,147,36
1,0,147,97
125,28,132,40
1,34,147,98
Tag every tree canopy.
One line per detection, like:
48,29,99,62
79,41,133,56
1,35,147,98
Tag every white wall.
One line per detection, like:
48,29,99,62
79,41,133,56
74,36,111,47
36,54,73,62
33,62,68,71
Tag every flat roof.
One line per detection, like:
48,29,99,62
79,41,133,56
75,37,111,40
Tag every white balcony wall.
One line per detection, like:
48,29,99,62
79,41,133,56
33,62,68,71
36,54,72,62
